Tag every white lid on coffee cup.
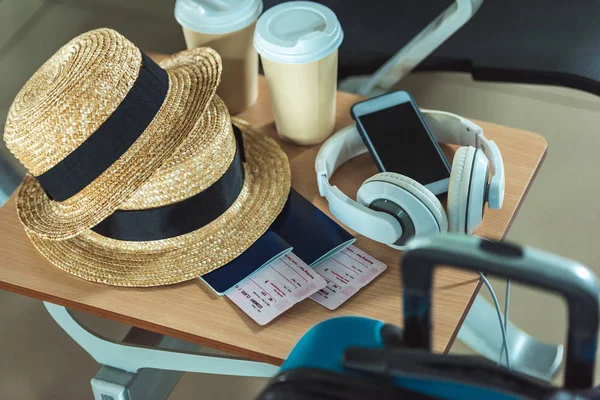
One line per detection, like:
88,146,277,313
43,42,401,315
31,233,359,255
175,0,263,34
254,1,343,64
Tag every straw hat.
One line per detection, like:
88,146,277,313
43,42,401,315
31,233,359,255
4,28,222,240
25,96,292,287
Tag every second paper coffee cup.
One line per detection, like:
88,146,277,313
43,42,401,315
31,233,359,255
254,1,343,145
175,0,263,115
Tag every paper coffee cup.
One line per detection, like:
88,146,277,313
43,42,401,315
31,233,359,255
175,0,263,115
254,1,343,145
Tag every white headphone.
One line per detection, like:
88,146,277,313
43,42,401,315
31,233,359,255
315,110,505,249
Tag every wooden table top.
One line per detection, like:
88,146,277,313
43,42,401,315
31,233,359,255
0,75,546,365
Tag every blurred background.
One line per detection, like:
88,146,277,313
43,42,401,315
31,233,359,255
1,0,599,398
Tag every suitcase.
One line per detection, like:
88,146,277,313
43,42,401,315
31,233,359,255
257,235,600,399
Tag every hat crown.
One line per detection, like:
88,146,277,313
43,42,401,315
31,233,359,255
120,96,237,210
4,28,142,176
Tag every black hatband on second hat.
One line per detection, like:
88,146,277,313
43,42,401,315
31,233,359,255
91,126,246,241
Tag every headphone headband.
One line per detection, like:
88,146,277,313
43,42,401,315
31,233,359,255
316,109,505,208
422,110,504,208
315,124,402,244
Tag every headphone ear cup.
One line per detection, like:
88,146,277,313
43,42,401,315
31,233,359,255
448,147,470,233
359,173,448,239
448,147,488,234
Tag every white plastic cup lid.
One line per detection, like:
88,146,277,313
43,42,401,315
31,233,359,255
253,1,343,64
175,0,263,35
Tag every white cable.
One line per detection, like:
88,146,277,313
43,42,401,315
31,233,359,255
478,272,511,370
499,279,511,368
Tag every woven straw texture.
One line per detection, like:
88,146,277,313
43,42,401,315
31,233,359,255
6,28,222,240
26,117,291,287
121,96,236,210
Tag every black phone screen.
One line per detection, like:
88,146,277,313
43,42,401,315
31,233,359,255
357,103,450,185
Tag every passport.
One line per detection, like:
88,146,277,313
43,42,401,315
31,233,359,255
200,189,355,295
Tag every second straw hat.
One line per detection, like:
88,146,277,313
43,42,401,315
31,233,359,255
4,28,222,240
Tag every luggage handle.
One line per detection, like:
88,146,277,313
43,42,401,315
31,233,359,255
401,235,600,390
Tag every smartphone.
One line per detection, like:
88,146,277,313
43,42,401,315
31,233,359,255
351,91,451,195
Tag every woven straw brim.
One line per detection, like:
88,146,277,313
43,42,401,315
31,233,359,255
16,48,222,240
26,119,291,287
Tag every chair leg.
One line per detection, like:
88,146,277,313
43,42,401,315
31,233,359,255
44,302,279,382
91,330,198,400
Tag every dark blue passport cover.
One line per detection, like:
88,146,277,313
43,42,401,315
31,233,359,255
200,229,291,295
270,189,355,266
200,189,355,295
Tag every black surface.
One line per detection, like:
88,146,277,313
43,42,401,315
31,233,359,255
343,347,561,399
264,0,600,95
479,240,524,258
379,324,405,348
257,368,433,400
352,100,451,185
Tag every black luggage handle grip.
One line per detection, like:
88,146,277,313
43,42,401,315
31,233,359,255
401,235,600,390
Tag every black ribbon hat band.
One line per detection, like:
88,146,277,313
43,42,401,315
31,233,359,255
91,126,246,241
36,53,169,202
